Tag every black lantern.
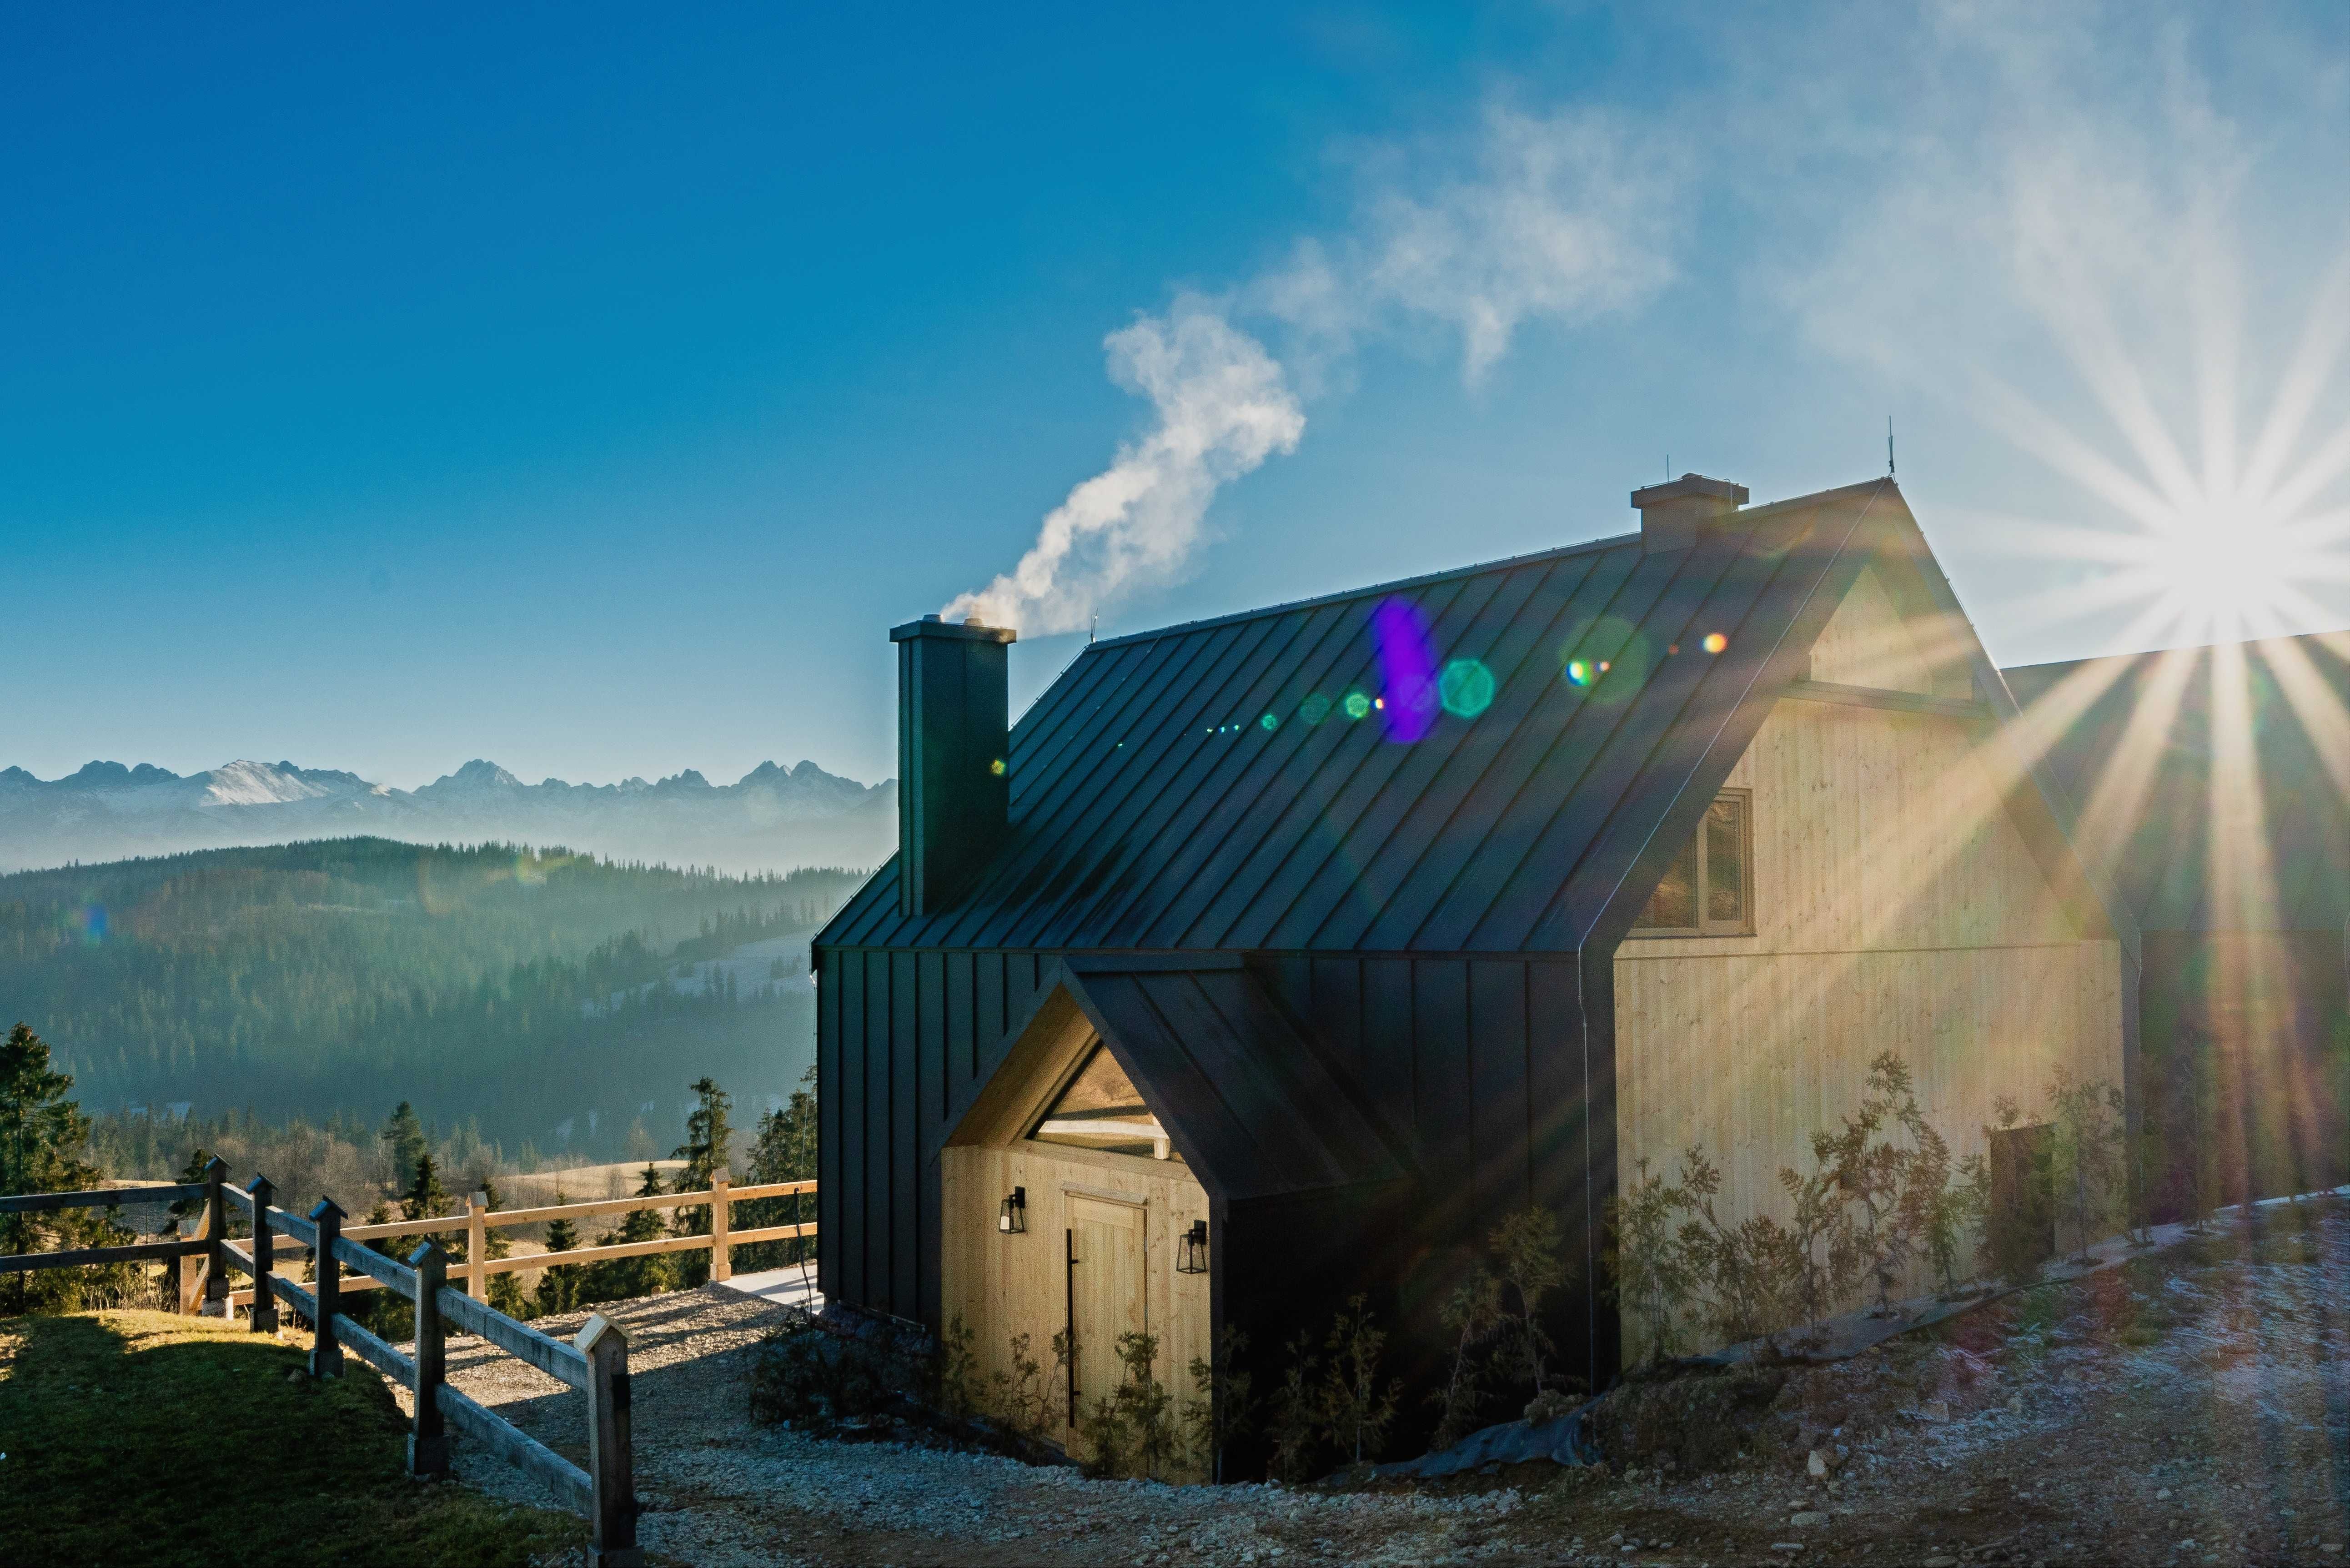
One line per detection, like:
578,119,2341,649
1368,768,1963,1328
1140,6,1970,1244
998,1186,1027,1234
1175,1218,1209,1274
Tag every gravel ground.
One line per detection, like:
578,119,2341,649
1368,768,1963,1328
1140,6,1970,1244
408,1200,2350,1567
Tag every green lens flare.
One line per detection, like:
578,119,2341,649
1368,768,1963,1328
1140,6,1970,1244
1301,694,1331,724
1439,658,1494,718
1342,691,1371,719
1259,712,1278,732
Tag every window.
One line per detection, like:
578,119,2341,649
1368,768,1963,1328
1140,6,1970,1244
1029,1043,1180,1161
1630,790,1752,935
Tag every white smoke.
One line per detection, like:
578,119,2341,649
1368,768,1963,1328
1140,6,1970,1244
1266,104,1685,387
946,102,1683,634
942,297,1305,636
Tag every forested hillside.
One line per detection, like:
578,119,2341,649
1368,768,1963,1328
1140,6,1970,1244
0,839,864,1158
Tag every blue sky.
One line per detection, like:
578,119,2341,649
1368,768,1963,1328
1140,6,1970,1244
6,4,2346,789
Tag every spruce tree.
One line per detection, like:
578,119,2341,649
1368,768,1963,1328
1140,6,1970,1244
535,1191,581,1317
740,1065,818,1270
402,1151,452,1225
671,1077,734,1284
380,1101,427,1189
0,1023,138,1312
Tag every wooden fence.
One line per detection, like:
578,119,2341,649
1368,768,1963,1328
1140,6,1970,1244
3,1157,820,1568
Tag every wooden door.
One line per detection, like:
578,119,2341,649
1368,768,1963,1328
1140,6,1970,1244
1067,1196,1145,1427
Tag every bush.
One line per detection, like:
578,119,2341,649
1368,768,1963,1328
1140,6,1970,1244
746,1311,926,1432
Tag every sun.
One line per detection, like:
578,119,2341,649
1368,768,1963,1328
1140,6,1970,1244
2129,490,2346,645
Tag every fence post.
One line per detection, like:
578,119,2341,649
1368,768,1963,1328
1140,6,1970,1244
176,1207,208,1315
247,1175,278,1333
202,1156,230,1315
467,1191,488,1302
408,1241,449,1476
709,1166,731,1283
577,1315,641,1568
309,1199,345,1377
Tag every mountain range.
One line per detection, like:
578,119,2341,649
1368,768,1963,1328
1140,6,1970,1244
0,757,897,874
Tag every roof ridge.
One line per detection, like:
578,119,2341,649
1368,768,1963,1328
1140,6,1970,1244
1087,530,1640,651
1088,477,1896,653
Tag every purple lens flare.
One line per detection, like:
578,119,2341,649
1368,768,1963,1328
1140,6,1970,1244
1371,598,1440,742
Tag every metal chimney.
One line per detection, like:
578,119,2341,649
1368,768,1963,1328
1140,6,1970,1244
890,615,1016,917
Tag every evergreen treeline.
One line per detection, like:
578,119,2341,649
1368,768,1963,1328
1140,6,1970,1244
0,838,862,1159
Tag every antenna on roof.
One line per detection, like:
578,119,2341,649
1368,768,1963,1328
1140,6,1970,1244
1887,417,1896,479
1089,613,1097,646
1665,453,1671,481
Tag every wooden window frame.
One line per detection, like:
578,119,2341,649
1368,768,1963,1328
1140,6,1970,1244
1629,788,1756,938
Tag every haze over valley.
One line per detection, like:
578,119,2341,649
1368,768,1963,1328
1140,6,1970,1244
0,755,896,876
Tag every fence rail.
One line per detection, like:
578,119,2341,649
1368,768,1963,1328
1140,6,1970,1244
0,1157,818,1568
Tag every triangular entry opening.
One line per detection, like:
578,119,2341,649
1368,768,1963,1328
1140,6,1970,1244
1028,1041,1183,1163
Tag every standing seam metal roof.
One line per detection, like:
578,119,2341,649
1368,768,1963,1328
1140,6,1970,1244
825,479,2013,955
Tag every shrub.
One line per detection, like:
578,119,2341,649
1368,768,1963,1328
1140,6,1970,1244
1080,1331,1179,1480
1427,1265,1506,1446
746,1311,925,1432
1488,1206,1567,1400
1184,1325,1254,1483
1317,1295,1398,1465
2045,1070,2127,1261
1263,1330,1322,1483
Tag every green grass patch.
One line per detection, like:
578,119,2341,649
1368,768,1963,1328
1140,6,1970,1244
0,1310,582,1567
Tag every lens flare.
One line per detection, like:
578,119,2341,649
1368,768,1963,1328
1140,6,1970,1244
1440,658,1495,717
1371,598,1440,741
1566,658,1594,687
1301,694,1332,724
1703,632,1728,654
1343,691,1371,719
1259,712,1278,732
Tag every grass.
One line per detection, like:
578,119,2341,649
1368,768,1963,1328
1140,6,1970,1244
0,1309,584,1567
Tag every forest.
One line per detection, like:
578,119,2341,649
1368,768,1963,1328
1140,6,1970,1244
0,838,865,1161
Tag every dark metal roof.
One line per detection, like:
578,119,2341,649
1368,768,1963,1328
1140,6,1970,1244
1054,958,1408,1201
2004,631,2350,932
824,477,2119,955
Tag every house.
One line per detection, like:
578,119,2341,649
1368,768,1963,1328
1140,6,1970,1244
2004,632,2350,1213
812,474,2133,1458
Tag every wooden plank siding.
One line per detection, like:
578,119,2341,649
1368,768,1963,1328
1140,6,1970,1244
1612,571,2126,1353
939,1143,1211,1457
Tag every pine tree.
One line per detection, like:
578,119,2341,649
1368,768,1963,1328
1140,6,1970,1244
402,1152,452,1225
739,1065,817,1271
586,1164,676,1302
0,1022,139,1312
535,1191,582,1317
380,1101,427,1189
671,1078,734,1284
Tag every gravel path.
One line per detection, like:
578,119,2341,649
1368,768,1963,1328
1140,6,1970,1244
410,1204,2350,1567
432,1285,1528,1566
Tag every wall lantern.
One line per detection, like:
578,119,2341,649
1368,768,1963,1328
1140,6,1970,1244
1175,1218,1209,1275
998,1186,1027,1235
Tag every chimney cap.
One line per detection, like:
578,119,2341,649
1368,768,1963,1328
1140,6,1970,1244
891,617,1017,645
1631,472,1748,511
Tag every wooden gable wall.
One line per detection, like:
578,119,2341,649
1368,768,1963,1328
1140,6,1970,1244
1611,567,2126,1348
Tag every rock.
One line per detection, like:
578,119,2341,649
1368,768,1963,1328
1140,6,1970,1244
1923,1558,1960,1567
2156,1488,2171,1500
1922,1399,1952,1423
1789,1510,1829,1527
1808,1449,1828,1477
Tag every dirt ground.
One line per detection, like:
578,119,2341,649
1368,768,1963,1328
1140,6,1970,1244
422,1198,2350,1567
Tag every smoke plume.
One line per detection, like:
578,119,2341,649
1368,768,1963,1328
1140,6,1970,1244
945,103,1682,635
942,297,1305,637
